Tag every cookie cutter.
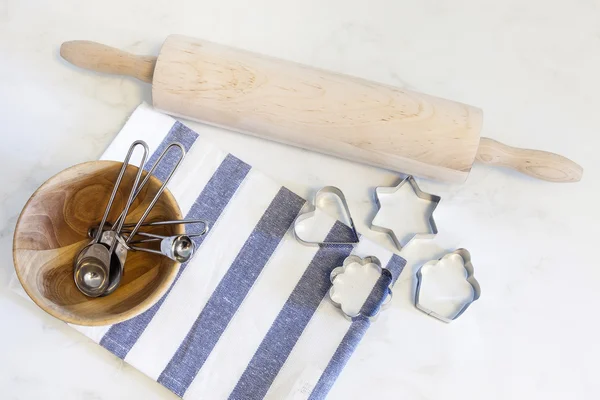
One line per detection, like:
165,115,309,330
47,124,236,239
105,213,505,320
329,255,393,321
415,248,481,323
371,176,441,250
293,186,359,246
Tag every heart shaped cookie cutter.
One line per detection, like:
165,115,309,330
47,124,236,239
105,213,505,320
293,186,359,246
329,255,393,321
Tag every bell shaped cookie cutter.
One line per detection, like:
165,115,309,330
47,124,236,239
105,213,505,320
371,176,441,250
415,248,481,323
293,186,359,246
329,255,393,321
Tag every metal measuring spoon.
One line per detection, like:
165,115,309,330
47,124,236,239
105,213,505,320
99,231,129,296
88,219,209,240
130,234,196,263
109,143,187,233
122,143,186,244
99,143,187,295
124,219,209,263
90,219,207,264
74,141,149,297
100,142,150,296
73,244,112,297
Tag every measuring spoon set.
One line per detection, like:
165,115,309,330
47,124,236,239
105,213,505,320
73,141,208,297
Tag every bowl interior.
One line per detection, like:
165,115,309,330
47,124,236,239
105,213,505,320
13,160,183,326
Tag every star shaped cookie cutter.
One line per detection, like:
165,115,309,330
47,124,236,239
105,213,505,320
328,255,393,321
293,186,360,246
371,176,441,250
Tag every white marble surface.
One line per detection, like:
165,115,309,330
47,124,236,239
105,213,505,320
1,1,598,399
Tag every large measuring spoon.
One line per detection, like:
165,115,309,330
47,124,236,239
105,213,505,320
74,141,149,297
102,143,186,296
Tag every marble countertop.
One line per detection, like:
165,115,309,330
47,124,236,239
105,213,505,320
1,1,598,399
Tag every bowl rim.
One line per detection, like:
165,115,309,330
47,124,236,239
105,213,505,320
12,160,183,326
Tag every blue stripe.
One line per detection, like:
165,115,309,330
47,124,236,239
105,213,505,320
309,319,370,400
383,254,406,286
308,254,406,399
100,153,251,358
229,221,357,400
157,187,306,396
143,121,198,181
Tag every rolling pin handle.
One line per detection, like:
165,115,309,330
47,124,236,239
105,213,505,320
476,137,583,182
60,41,156,83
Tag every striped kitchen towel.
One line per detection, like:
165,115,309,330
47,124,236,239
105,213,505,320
65,104,406,399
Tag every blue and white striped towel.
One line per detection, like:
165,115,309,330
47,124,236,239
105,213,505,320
63,104,406,399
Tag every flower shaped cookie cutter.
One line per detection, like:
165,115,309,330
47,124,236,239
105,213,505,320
415,248,481,323
329,255,394,321
293,186,360,246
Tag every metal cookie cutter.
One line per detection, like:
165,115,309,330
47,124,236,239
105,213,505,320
293,186,359,246
415,248,481,323
329,255,393,321
371,176,441,250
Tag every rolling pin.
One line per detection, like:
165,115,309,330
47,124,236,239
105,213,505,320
60,35,582,183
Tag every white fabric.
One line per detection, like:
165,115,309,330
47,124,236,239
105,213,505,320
12,103,400,399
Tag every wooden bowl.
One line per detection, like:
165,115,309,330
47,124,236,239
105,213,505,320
13,161,184,326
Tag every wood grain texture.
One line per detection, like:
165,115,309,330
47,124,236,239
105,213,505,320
60,41,157,83
13,161,183,326
476,138,583,182
59,37,582,183
152,35,483,183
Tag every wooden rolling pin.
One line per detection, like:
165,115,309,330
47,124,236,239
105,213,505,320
60,35,582,183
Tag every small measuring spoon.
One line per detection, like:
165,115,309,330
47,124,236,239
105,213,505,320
129,234,196,263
